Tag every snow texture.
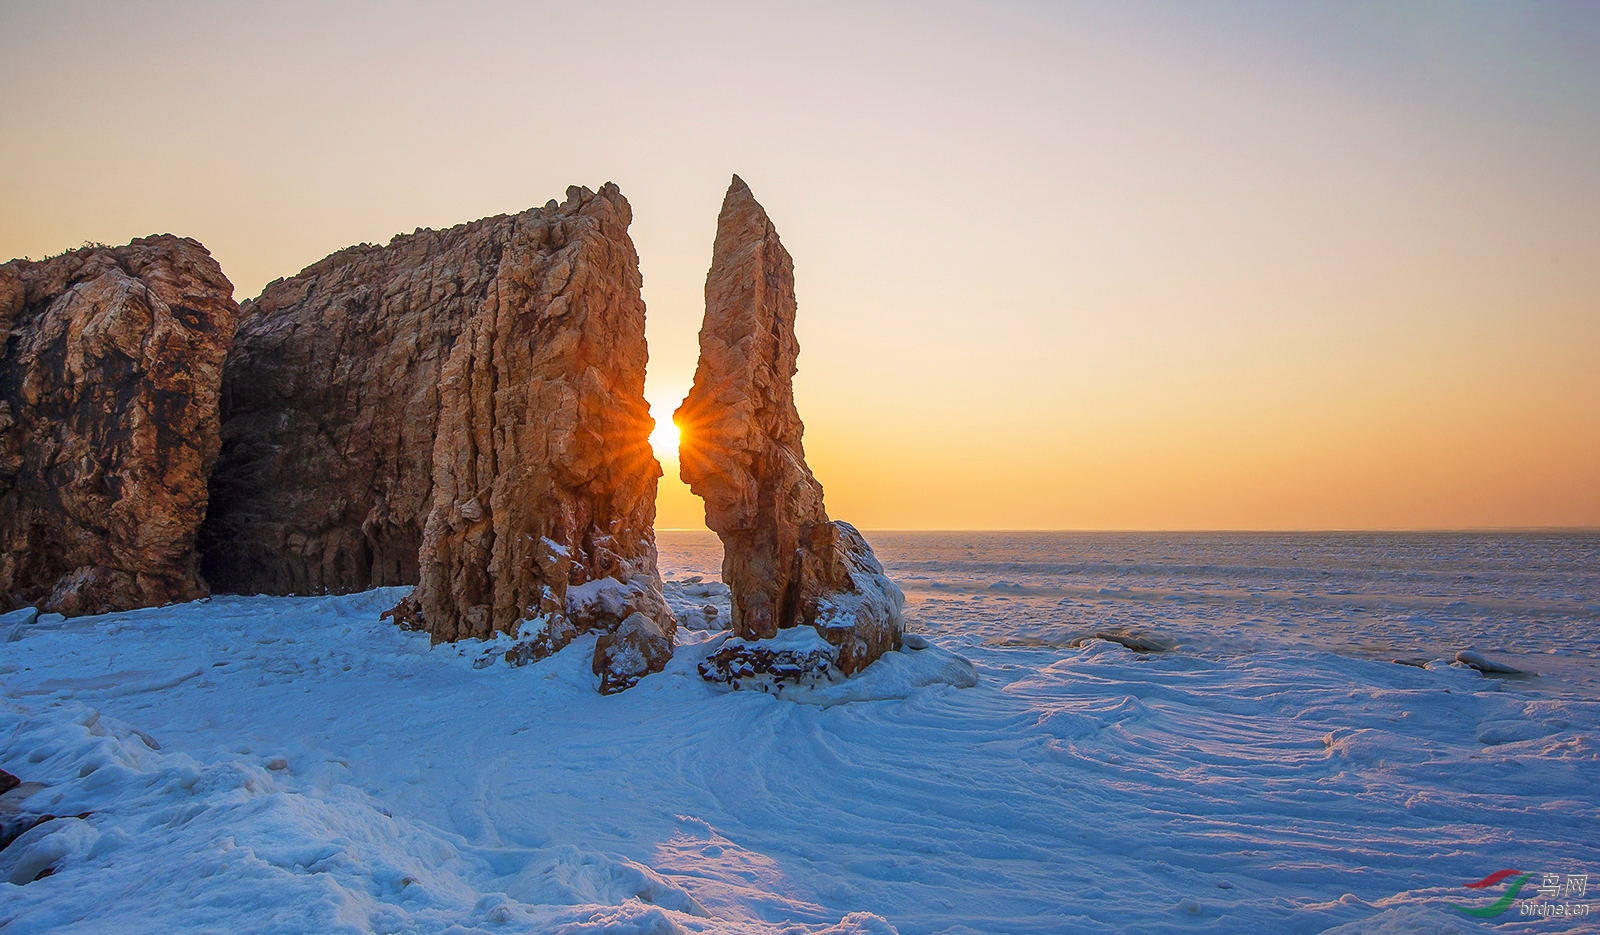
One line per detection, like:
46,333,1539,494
1,530,1597,934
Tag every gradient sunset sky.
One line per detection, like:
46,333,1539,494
3,1,1596,530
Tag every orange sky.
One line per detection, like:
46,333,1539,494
2,1,1596,530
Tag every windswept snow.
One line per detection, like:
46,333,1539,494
1,531,1597,933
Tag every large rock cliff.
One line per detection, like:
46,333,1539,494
676,177,902,678
0,237,238,615
201,209,522,594
402,185,674,667
201,184,673,688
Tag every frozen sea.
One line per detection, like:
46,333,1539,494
2,531,1597,933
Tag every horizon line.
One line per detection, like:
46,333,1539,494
654,526,1600,534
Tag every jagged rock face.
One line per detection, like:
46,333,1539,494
404,184,674,649
0,237,238,615
804,521,904,673
204,183,673,688
200,210,527,595
676,177,902,676
675,176,824,638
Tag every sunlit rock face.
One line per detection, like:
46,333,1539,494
676,176,903,678
0,237,238,615
203,184,673,687
392,185,674,668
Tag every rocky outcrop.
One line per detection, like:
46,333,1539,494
0,237,238,615
200,184,673,689
201,209,527,595
400,185,674,663
675,176,902,678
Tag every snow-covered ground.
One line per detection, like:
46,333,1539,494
3,531,1597,933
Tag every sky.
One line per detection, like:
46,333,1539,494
2,1,1596,530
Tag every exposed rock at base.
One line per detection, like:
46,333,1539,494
675,176,903,676
593,612,674,694
698,622,977,701
1,775,60,856
698,626,841,691
0,237,238,615
808,522,906,673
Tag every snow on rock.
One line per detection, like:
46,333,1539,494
473,576,674,676
594,612,675,695
698,626,840,691
811,524,908,673
696,624,975,702
3,606,37,644
773,638,978,706
665,578,731,632
0,816,97,886
1066,626,1175,653
2,607,39,628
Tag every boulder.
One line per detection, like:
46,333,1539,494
676,176,902,676
593,612,674,694
0,237,238,615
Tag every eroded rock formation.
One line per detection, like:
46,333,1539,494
201,209,527,594
0,237,238,615
676,176,903,678
401,185,675,674
197,183,673,687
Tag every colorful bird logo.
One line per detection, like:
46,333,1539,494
1450,869,1533,918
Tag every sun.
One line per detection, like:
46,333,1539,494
647,393,683,461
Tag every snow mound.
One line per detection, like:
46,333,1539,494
1315,904,1479,934
0,701,893,934
664,578,731,631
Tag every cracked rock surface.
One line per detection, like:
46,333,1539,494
1,237,237,615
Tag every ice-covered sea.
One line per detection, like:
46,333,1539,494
3,531,1597,934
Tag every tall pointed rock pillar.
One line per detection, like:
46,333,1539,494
676,176,903,678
